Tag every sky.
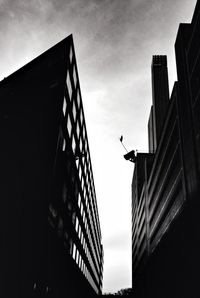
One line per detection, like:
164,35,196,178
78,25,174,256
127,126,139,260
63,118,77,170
0,0,197,293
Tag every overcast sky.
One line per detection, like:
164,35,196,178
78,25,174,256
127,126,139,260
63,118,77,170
0,0,197,293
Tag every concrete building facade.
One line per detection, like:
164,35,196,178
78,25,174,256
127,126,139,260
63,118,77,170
132,1,200,297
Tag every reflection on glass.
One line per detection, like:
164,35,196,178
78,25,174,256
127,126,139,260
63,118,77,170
63,97,67,115
67,116,72,137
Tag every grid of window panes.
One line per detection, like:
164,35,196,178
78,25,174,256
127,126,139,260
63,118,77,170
60,43,103,294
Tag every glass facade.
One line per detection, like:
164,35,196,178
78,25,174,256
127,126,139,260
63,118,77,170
48,42,103,294
0,34,103,297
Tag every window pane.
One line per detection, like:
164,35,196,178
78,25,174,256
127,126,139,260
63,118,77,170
62,138,66,151
76,122,80,138
72,135,76,153
66,72,72,99
72,102,76,121
69,46,73,63
63,97,67,115
67,116,72,137
77,91,80,107
75,217,79,232
72,244,76,260
80,110,83,125
73,66,77,88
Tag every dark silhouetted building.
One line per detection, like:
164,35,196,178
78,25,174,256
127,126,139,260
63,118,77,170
0,34,103,297
132,1,200,297
149,55,169,153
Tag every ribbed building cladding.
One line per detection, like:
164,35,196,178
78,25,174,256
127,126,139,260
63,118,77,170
0,34,103,297
132,1,200,297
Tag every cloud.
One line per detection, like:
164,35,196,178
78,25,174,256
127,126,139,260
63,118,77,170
104,231,131,251
103,261,131,293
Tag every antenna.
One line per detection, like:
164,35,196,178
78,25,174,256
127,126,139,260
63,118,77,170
119,135,137,163
119,135,128,153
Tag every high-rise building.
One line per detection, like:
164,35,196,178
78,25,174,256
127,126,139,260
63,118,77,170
131,1,200,297
0,34,103,297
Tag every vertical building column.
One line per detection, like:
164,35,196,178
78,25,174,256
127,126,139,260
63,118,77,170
148,106,155,153
151,55,169,151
